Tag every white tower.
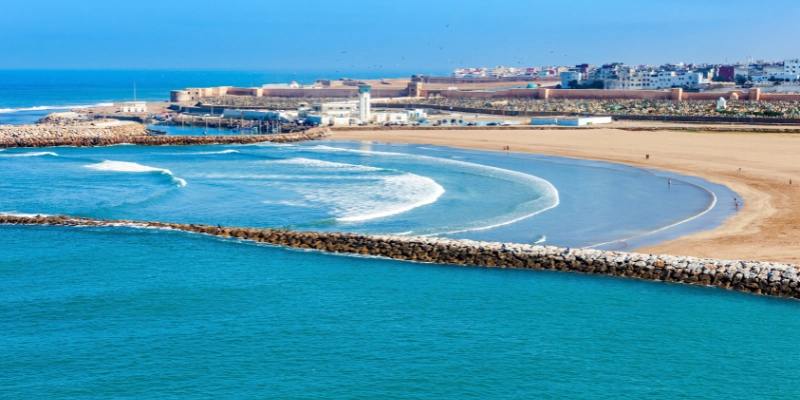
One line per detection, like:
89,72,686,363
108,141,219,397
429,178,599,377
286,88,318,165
358,84,372,122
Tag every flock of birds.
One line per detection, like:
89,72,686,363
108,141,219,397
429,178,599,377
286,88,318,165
275,24,572,79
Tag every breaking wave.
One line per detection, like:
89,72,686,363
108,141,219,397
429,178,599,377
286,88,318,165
257,157,446,222
305,145,560,235
84,160,187,187
0,152,58,157
186,150,239,155
0,103,114,114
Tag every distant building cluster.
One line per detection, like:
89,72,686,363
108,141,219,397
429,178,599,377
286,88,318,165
453,66,565,79
456,59,800,91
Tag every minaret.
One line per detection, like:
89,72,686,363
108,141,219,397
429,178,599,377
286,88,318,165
358,84,372,122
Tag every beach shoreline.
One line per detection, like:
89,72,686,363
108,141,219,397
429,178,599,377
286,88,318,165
329,127,800,264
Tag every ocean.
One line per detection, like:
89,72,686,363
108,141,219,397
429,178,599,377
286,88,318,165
0,69,434,125
2,70,798,398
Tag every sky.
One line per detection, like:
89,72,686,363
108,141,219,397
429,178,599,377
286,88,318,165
2,0,799,71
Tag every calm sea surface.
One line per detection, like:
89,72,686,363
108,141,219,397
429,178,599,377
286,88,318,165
1,71,797,398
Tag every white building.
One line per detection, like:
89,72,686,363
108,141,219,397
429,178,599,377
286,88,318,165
406,109,427,120
119,101,146,113
605,68,708,90
560,71,582,88
785,59,800,75
530,116,612,126
310,102,356,117
374,112,408,124
358,85,371,122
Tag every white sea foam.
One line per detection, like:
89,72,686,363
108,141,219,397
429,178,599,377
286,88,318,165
0,211,51,218
255,157,446,222
0,152,58,157
84,160,187,187
263,157,382,172
306,145,560,234
186,149,239,155
327,174,445,222
0,103,114,114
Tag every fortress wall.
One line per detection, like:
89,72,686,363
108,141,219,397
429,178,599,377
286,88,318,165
545,89,672,100
4,214,799,300
255,88,406,98
683,91,748,101
422,89,541,99
762,93,800,102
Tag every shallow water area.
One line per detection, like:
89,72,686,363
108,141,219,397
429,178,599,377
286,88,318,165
0,140,737,249
3,137,784,399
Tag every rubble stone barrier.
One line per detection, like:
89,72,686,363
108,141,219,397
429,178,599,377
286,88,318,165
3,214,798,300
0,124,331,148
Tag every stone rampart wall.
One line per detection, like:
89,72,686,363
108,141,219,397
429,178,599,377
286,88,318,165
2,214,798,300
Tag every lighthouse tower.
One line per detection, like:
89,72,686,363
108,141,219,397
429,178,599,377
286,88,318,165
358,84,372,122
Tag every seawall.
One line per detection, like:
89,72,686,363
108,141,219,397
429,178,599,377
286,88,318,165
0,125,331,148
3,214,799,300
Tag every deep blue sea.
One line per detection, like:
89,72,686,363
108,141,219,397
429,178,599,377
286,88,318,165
2,71,798,399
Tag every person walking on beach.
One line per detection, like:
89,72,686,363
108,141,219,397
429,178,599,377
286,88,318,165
646,154,649,160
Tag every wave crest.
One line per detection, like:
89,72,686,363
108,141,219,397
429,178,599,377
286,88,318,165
257,157,445,222
305,146,560,234
0,103,114,114
186,150,239,155
0,152,58,157
84,160,187,187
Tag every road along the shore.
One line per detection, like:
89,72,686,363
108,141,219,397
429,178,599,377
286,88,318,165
3,214,799,300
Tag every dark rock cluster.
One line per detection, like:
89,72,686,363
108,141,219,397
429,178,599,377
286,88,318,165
0,125,330,148
3,214,798,300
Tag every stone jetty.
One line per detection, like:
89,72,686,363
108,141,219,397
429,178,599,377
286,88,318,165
3,214,799,300
0,124,331,148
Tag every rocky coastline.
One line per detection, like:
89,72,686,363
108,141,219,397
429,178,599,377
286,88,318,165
3,214,799,300
0,124,331,148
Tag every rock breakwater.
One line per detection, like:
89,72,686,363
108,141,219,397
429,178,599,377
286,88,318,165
3,214,799,300
0,124,330,148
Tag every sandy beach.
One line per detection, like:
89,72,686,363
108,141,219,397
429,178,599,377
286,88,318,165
330,127,800,264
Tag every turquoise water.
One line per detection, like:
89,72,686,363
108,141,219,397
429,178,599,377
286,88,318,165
0,141,735,249
2,140,790,399
2,70,796,398
4,225,800,398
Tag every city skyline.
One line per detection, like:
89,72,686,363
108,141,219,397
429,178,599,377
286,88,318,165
2,0,799,70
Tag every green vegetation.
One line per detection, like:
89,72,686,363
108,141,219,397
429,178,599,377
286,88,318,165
568,80,604,90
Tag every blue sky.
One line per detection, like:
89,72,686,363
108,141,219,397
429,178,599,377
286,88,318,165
2,0,799,71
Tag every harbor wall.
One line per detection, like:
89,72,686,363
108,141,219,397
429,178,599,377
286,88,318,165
0,124,331,148
3,214,799,300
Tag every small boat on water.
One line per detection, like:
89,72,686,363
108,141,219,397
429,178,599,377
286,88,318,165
147,129,167,136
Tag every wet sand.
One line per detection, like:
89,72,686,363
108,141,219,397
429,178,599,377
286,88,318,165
330,127,800,264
